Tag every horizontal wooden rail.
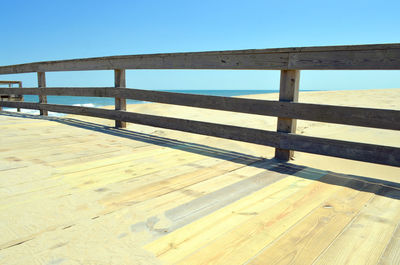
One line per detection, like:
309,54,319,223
0,44,399,74
0,80,23,112
0,81,22,85
0,87,399,130
0,101,399,167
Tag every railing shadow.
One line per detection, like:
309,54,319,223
2,110,400,200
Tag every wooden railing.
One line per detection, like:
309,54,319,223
0,43,399,166
0,80,23,112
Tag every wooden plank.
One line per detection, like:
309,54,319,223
0,153,252,263
289,49,400,70
0,81,23,111
279,133,400,167
0,145,160,188
100,157,261,217
101,157,257,216
1,87,399,130
17,81,22,112
145,171,324,264
2,83,11,111
379,220,400,264
0,138,251,231
37,72,47,116
0,44,399,74
148,163,281,233
0,52,289,73
248,182,375,264
275,70,300,161
114,69,126,128
175,180,343,265
1,101,400,166
0,81,22,84
314,190,400,265
0,150,208,209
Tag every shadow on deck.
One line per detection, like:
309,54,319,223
2,111,400,201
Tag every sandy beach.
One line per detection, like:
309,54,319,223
67,88,400,181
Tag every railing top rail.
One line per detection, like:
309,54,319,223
0,81,22,84
1,43,400,74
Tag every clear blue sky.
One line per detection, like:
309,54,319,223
1,0,399,91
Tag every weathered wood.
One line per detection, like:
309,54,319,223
17,81,22,112
275,70,300,161
0,95,23,101
37,72,47,116
248,187,374,265
0,44,399,74
114,69,126,128
7,83,11,112
0,81,23,111
1,101,399,167
289,49,400,70
0,52,288,73
279,133,400,167
0,87,399,130
0,80,22,84
0,101,280,147
314,194,400,264
172,181,341,265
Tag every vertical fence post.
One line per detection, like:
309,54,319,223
17,81,22,112
7,83,13,111
37,72,48,116
275,70,300,161
8,83,12,99
114,69,126,128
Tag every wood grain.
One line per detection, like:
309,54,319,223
248,185,375,264
37,72,47,116
0,82,23,111
0,43,399,74
314,192,400,265
0,87,399,130
114,69,126,128
275,70,300,160
379,220,400,264
0,81,22,84
145,173,323,264
176,180,342,265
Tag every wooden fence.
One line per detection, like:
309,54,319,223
0,43,399,166
0,80,23,112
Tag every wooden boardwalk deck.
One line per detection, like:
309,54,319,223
1,112,400,265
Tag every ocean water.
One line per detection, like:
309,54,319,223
3,90,278,117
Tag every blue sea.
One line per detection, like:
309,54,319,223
3,90,278,117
